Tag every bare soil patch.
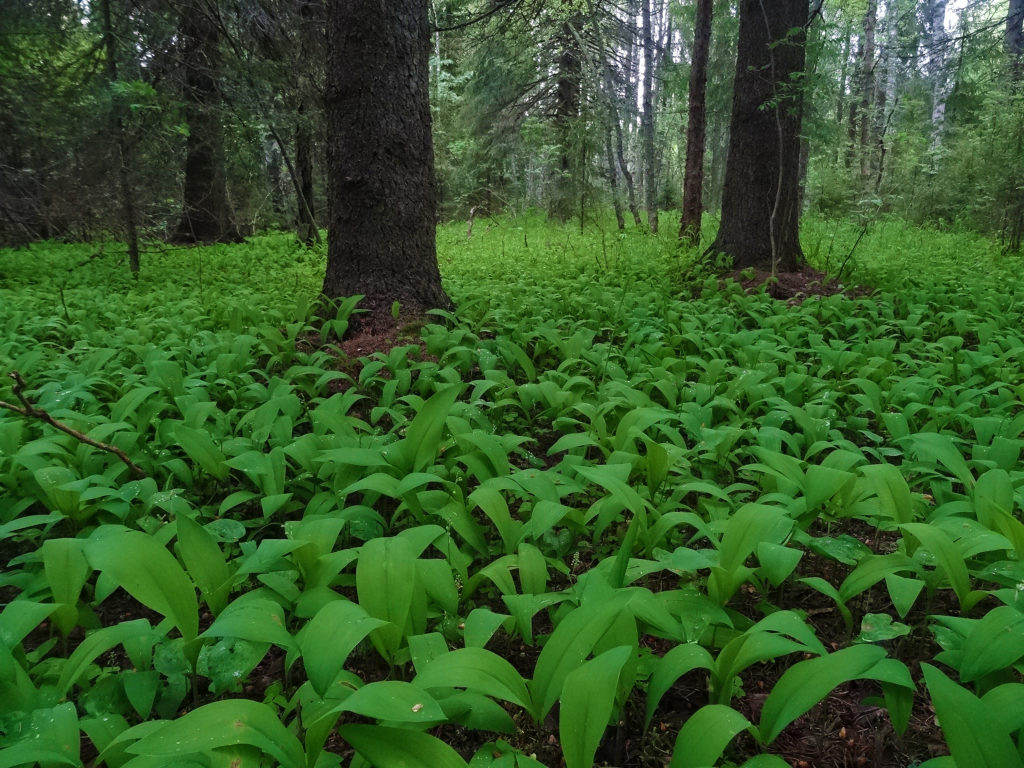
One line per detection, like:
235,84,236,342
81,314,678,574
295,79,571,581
726,267,872,304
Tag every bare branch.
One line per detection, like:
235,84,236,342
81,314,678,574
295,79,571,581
0,372,147,479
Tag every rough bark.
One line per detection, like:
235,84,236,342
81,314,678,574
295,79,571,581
1009,0,1024,82
858,0,877,181
708,0,807,272
873,0,900,191
549,18,583,223
924,0,951,155
605,128,626,231
640,0,658,233
1004,0,1024,251
101,0,139,272
324,0,450,314
679,0,713,244
604,65,642,228
172,2,240,244
295,103,317,246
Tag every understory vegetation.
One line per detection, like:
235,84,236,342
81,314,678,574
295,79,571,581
2,216,1023,768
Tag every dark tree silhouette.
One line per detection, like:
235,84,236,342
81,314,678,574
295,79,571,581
323,0,450,315
708,0,808,271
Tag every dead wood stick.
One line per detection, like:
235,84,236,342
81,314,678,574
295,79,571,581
0,371,147,478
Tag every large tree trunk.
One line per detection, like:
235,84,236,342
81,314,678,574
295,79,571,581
708,0,807,272
679,0,713,244
640,0,658,233
1004,0,1024,251
550,19,582,223
101,0,140,273
324,0,450,315
172,2,240,244
1008,0,1024,82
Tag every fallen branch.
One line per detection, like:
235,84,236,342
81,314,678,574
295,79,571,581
0,371,147,478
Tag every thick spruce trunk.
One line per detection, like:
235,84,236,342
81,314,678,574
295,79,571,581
172,5,240,244
708,0,807,272
324,0,450,314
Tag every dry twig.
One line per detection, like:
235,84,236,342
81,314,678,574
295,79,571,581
0,371,147,478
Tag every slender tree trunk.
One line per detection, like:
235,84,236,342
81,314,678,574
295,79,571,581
873,0,899,191
858,0,877,181
836,21,852,127
605,129,626,230
324,0,450,314
172,2,240,244
295,103,317,246
640,0,658,232
605,64,642,227
708,0,808,272
680,0,713,244
101,0,139,273
550,19,582,222
925,0,951,156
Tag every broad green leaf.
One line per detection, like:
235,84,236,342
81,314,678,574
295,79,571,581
756,542,802,587
839,553,916,603
338,681,445,723
0,743,79,768
716,504,791,573
339,724,468,768
386,384,464,473
758,645,887,744
670,705,752,768
128,699,304,768
203,596,295,649
531,597,633,720
57,619,153,697
959,605,1024,682
356,536,417,662
909,432,974,489
173,424,229,481
414,647,532,710
739,757,791,768
33,466,80,516
463,608,513,649
644,643,714,729
855,613,910,643
559,646,632,768
860,463,914,524
175,513,231,615
803,465,855,510
901,523,980,609
981,683,1024,734
922,663,1024,768
884,574,924,618
42,538,90,635
85,530,199,642
0,600,59,646
299,600,387,698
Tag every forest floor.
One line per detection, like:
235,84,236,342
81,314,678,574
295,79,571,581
0,213,1021,768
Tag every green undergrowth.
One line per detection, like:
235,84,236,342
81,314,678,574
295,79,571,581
0,214,1022,768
